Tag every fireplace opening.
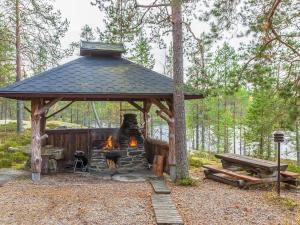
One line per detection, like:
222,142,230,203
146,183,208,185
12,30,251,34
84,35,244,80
89,113,147,171
104,135,113,150
128,136,138,148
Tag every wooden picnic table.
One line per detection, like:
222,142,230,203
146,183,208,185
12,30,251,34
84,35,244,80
203,153,298,188
215,153,288,174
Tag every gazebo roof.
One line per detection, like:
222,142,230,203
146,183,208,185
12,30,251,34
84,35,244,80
0,43,202,101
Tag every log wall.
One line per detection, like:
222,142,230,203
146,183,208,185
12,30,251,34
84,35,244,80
45,129,170,172
144,138,169,173
45,128,119,164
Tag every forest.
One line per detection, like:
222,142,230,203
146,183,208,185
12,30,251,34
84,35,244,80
0,0,299,165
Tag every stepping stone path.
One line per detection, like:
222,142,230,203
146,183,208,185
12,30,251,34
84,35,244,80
150,179,183,225
150,179,171,194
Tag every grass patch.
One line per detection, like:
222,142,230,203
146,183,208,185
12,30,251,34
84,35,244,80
188,151,218,168
47,120,86,129
0,122,17,132
287,162,300,174
176,177,198,186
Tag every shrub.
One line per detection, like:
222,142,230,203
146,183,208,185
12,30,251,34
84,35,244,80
176,177,197,186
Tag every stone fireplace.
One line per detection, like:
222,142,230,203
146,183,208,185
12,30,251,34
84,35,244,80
89,113,147,172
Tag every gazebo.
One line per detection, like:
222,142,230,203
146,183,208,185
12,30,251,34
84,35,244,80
0,42,202,181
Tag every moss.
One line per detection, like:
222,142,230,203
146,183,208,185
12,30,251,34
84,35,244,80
176,177,198,186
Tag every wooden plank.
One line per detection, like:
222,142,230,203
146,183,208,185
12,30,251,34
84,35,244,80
151,194,183,225
204,169,245,188
150,179,171,194
215,153,288,172
203,165,262,182
281,171,299,179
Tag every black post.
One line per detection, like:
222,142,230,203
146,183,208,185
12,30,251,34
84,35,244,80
274,131,284,196
277,141,280,196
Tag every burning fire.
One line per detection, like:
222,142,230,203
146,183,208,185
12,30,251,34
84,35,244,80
128,136,138,148
104,135,113,150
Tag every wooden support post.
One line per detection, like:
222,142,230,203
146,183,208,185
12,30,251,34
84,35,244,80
168,117,176,181
154,98,176,181
143,101,151,138
31,99,43,182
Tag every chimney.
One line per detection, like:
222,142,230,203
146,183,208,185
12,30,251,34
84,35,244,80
80,41,125,58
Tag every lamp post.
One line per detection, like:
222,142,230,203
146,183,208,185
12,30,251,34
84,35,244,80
273,131,284,196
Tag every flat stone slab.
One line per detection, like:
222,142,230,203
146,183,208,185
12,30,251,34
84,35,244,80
151,193,183,225
150,179,171,194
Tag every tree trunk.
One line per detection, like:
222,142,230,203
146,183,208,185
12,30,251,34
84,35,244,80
296,121,300,166
201,107,205,151
16,0,23,133
217,97,220,153
233,98,236,154
172,0,188,179
92,102,101,128
195,103,199,150
31,99,42,182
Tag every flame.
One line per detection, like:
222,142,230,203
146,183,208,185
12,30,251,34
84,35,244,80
104,135,113,150
128,136,138,148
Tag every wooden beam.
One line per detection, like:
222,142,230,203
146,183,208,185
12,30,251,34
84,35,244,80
46,101,74,119
151,98,173,118
24,106,31,113
128,101,144,113
156,110,172,124
35,98,62,115
144,100,152,113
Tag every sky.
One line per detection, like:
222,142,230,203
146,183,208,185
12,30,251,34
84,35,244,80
53,0,245,74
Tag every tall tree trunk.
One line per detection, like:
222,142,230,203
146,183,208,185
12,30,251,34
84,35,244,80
239,123,242,155
201,107,205,151
233,98,236,154
92,102,101,128
224,96,228,153
16,0,23,133
172,0,188,179
296,121,300,166
217,97,220,153
195,103,199,150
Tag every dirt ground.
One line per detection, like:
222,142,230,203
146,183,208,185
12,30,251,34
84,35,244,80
0,171,300,225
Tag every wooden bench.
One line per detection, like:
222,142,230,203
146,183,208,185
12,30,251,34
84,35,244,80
280,171,299,179
203,165,261,183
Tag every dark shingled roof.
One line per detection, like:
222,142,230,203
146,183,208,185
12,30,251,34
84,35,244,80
0,56,202,101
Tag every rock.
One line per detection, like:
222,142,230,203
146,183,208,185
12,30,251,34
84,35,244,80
7,147,18,152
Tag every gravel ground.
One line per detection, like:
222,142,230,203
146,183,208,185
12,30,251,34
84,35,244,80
0,173,155,225
1,171,300,225
170,170,300,225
